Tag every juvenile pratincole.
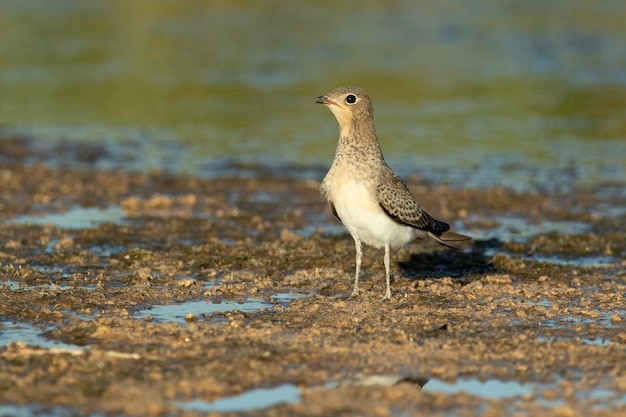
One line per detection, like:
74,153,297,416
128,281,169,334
315,86,471,301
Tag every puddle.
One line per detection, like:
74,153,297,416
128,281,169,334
423,376,626,409
248,191,276,204
580,337,612,346
10,205,125,229
0,278,95,292
524,298,552,308
84,244,127,257
541,310,623,330
521,254,616,268
174,383,300,413
468,216,590,243
1,280,25,291
270,293,309,303
487,248,617,268
0,405,106,417
540,336,612,347
590,204,626,218
319,223,349,237
32,265,71,278
461,215,619,267
294,223,346,239
293,213,346,239
173,375,626,414
423,377,533,399
0,321,83,350
136,293,308,324
137,299,272,323
465,215,620,266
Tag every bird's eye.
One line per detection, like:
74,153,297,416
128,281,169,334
345,94,357,104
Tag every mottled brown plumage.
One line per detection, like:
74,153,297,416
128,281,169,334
376,168,448,232
315,86,472,300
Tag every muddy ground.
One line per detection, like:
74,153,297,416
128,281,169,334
1,137,625,416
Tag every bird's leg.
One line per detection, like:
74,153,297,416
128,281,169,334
350,237,362,298
381,244,392,301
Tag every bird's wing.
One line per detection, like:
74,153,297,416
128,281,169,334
376,168,450,234
328,201,341,222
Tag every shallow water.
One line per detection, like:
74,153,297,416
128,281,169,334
135,293,308,324
0,405,105,417
180,375,626,413
541,310,624,331
1,1,625,189
467,215,591,243
423,377,533,400
423,376,626,409
0,321,83,350
0,293,308,348
175,384,301,413
137,299,272,323
9,206,125,230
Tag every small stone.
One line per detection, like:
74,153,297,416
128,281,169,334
177,279,196,288
483,274,512,285
179,194,197,206
280,228,301,242
120,196,141,213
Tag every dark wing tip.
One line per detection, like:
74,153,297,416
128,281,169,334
329,201,341,222
429,217,451,234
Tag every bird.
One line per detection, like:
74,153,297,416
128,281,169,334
315,86,471,301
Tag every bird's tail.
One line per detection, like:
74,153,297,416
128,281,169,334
427,231,473,252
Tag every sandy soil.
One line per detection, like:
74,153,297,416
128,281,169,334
1,138,625,416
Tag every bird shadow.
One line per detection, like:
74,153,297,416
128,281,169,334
398,238,501,284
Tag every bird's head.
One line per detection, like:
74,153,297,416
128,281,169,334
315,87,374,133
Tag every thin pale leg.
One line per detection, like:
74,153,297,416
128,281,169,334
351,237,362,298
381,244,392,301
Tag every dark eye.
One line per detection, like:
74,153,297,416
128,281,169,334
345,94,357,104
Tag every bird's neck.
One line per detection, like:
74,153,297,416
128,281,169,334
336,118,384,162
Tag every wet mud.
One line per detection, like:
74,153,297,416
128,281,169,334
1,138,626,416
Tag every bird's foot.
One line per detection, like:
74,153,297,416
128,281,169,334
333,289,360,300
380,289,392,302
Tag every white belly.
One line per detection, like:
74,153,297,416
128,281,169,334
331,179,419,248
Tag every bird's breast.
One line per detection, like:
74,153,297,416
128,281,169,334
323,174,418,249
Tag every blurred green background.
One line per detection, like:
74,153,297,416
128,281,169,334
1,0,625,188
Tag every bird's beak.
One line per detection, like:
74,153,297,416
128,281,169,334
315,95,333,105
